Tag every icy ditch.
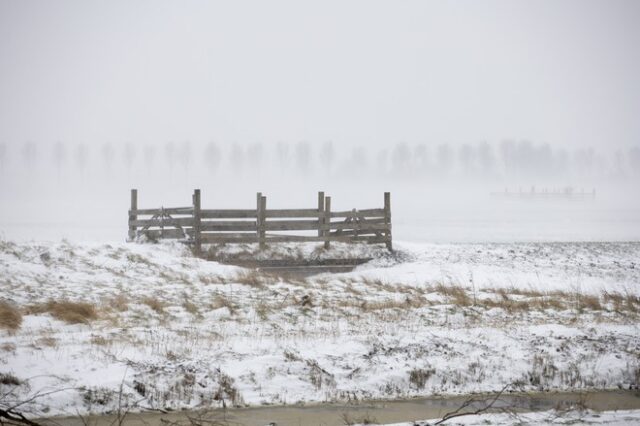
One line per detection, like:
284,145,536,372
370,409,640,426
0,238,639,418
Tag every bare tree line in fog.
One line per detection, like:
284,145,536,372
1,139,639,181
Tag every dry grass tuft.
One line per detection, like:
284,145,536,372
182,299,199,316
233,270,271,288
27,300,98,324
603,291,639,313
0,372,22,386
90,334,109,346
579,294,603,311
255,302,271,320
481,290,567,312
141,296,165,314
36,336,58,348
435,283,472,307
211,295,237,315
0,300,23,331
409,367,435,390
109,294,129,312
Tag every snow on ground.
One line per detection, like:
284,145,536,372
0,239,639,418
371,409,640,425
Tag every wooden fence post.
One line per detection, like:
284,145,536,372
193,189,202,254
128,189,138,241
324,196,331,250
256,192,262,245
260,195,267,249
384,192,392,251
317,191,325,238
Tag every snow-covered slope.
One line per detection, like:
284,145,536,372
0,239,639,417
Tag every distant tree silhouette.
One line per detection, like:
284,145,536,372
629,146,640,178
178,141,191,171
295,141,311,173
230,143,245,172
476,141,494,177
319,141,335,174
53,141,66,170
391,142,410,177
499,139,516,177
143,144,156,172
164,142,175,171
376,149,389,175
101,142,114,172
22,141,37,168
247,143,264,172
275,141,289,172
203,141,221,173
458,143,475,175
348,146,368,176
74,143,87,173
0,142,6,171
436,143,453,176
123,142,136,171
414,144,429,175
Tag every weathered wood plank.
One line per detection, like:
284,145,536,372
200,222,257,231
138,228,187,240
328,222,389,231
324,196,331,249
263,234,387,243
201,234,259,244
264,220,324,231
264,209,322,218
317,191,325,238
129,207,193,215
384,192,392,250
200,209,257,219
330,208,385,218
128,189,137,241
129,217,194,227
193,189,202,254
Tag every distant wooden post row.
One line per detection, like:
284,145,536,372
128,189,392,251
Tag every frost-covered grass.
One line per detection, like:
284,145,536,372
0,239,639,418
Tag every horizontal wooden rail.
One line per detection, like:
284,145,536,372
331,208,385,218
200,209,257,219
129,207,193,216
128,189,392,250
265,209,321,218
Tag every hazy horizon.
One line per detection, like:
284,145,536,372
1,0,639,243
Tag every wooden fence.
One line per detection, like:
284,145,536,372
128,189,392,252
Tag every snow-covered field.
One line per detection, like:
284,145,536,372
0,239,639,419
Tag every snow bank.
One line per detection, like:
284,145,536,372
0,239,639,417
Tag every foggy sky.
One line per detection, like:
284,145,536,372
1,0,640,149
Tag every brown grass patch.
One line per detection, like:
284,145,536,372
182,299,199,316
90,334,109,346
141,297,165,314
603,291,639,313
233,270,272,288
435,283,472,307
255,302,271,320
579,294,603,311
36,336,58,348
27,300,98,324
109,294,129,312
0,300,22,331
480,291,567,312
211,295,237,315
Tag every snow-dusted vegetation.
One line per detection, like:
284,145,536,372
1,239,638,417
